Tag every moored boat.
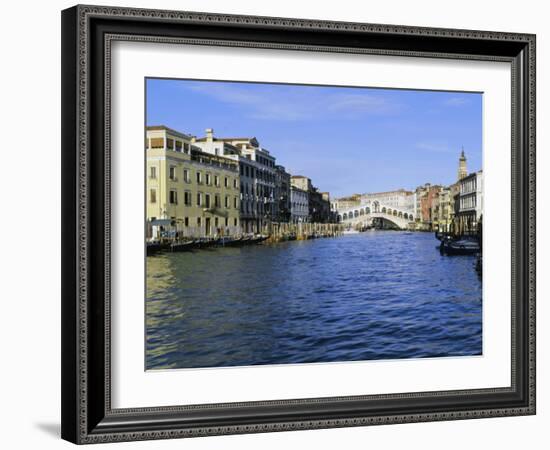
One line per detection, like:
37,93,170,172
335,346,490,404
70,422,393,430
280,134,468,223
146,241,165,256
170,240,195,252
440,238,480,255
342,229,360,235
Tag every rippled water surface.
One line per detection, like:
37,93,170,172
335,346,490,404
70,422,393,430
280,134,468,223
146,231,481,370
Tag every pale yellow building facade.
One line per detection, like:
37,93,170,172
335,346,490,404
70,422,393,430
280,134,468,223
146,126,241,239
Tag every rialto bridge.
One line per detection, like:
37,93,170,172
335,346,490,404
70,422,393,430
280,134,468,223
336,201,415,230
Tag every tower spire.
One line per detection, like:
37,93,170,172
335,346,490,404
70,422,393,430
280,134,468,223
458,147,467,180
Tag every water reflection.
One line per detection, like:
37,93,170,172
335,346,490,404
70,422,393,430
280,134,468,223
146,231,482,370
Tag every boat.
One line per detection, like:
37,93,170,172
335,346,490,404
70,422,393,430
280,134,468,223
170,240,195,252
342,229,360,235
146,241,165,256
440,238,480,255
217,236,244,247
251,234,269,244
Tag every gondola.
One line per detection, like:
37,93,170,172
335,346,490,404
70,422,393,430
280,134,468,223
440,238,480,255
170,241,195,252
146,241,165,256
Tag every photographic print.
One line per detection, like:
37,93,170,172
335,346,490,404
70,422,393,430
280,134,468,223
145,79,483,371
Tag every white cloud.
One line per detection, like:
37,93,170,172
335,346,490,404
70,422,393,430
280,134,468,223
185,83,402,121
444,97,470,107
415,141,453,153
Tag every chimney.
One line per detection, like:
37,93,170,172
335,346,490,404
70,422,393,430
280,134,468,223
205,128,214,142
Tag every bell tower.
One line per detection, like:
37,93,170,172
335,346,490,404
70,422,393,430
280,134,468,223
458,147,467,180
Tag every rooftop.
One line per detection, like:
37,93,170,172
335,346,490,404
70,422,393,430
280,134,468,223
146,125,192,140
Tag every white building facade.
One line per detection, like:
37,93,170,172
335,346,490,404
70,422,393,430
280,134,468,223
290,187,309,223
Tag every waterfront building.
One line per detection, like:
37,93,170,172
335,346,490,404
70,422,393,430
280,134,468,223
456,170,483,234
193,129,276,233
274,165,291,222
416,184,443,231
290,186,309,223
146,126,240,239
360,189,414,213
413,183,430,227
291,175,333,223
309,188,332,223
433,186,453,232
331,194,361,213
321,192,336,223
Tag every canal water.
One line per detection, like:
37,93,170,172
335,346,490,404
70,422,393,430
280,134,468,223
146,231,482,370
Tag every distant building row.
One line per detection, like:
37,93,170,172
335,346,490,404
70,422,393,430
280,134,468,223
146,126,334,237
332,149,483,233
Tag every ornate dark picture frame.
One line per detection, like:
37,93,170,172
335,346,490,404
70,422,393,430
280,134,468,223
61,4,536,444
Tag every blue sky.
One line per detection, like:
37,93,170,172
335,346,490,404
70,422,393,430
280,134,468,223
146,78,482,198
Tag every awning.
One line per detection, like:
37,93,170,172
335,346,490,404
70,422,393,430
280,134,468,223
149,219,172,226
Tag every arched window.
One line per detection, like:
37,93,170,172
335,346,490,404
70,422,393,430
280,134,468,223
343,213,348,220
360,208,365,216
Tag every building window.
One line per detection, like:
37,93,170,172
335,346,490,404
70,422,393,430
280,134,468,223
184,191,192,206
149,166,157,179
225,218,228,227
184,217,189,227
205,194,211,209
215,194,221,208
214,175,220,187
225,196,230,208
169,190,178,205
166,138,174,150
183,168,190,183
224,177,229,188
234,179,238,189
196,171,202,184
175,141,182,152
183,143,190,153
150,137,164,149
169,166,176,181
234,218,238,227
197,217,201,226
196,192,202,206
206,173,211,185
215,217,219,227
149,189,156,203
234,196,238,209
